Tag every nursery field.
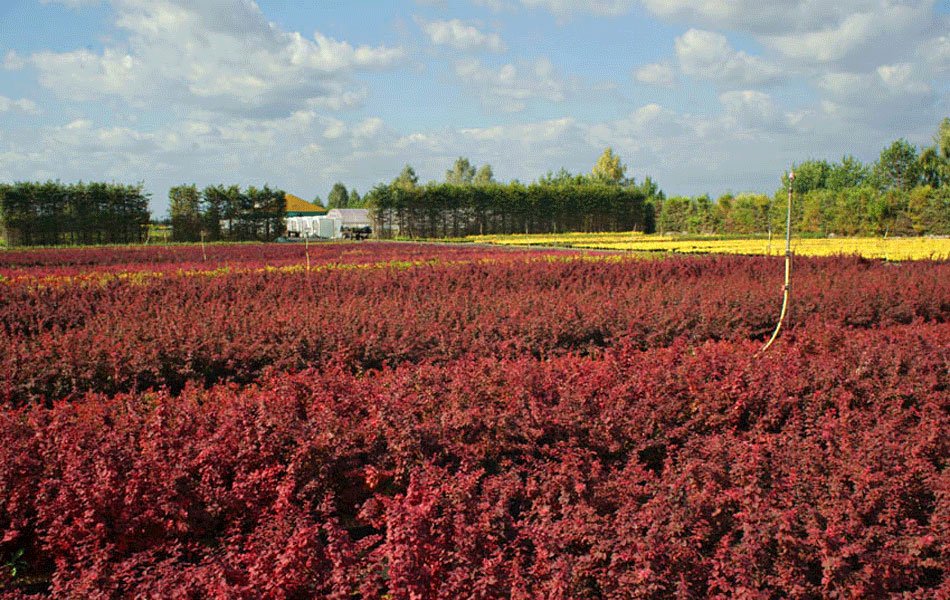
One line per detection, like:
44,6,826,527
468,231,950,260
1,242,950,598
0,241,560,286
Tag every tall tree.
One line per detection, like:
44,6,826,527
393,164,419,190
919,147,949,188
349,188,362,207
474,164,495,185
827,155,870,191
920,118,950,188
873,139,922,191
220,185,243,239
201,185,224,240
446,157,475,185
539,168,588,186
781,159,831,194
591,148,626,185
168,184,202,242
327,182,349,209
937,117,950,160
638,176,664,201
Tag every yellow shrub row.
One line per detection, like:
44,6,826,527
468,233,950,261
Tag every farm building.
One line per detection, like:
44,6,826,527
286,215,342,239
285,193,327,217
284,194,344,239
326,208,371,229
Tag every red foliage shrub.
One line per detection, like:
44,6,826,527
4,254,950,405
1,320,949,597
0,241,558,280
3,247,950,597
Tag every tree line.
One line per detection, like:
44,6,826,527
365,151,660,238
168,184,286,243
0,181,150,246
322,183,367,209
655,118,950,237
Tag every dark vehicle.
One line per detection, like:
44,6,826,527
342,226,372,240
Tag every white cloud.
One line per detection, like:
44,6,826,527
718,90,788,132
640,0,880,36
461,117,578,144
0,96,41,115
763,4,928,65
588,103,685,149
420,19,507,53
630,3,945,135
640,0,938,70
633,62,676,88
816,62,935,127
921,35,950,74
52,119,158,153
353,117,391,141
3,51,26,71
518,0,636,18
454,56,577,111
28,0,405,115
322,120,346,140
674,29,782,89
305,88,367,112
32,49,148,102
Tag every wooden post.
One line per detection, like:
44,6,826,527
305,233,311,274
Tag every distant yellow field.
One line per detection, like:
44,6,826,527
467,232,950,261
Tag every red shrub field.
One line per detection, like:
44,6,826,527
0,242,559,282
1,243,949,598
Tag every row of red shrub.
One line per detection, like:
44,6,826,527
0,242,558,280
4,254,950,405
1,320,948,598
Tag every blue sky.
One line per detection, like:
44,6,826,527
1,0,948,216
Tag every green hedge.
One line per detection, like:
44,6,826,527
0,181,150,246
654,186,950,237
367,182,648,238
169,184,286,243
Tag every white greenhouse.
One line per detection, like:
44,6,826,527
285,216,343,239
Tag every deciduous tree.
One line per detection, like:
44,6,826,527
474,164,494,186
394,165,419,190
591,148,626,185
780,159,830,194
873,139,921,191
446,157,476,185
827,155,870,191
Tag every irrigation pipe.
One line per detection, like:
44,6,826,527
758,171,794,355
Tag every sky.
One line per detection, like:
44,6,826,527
1,0,949,216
